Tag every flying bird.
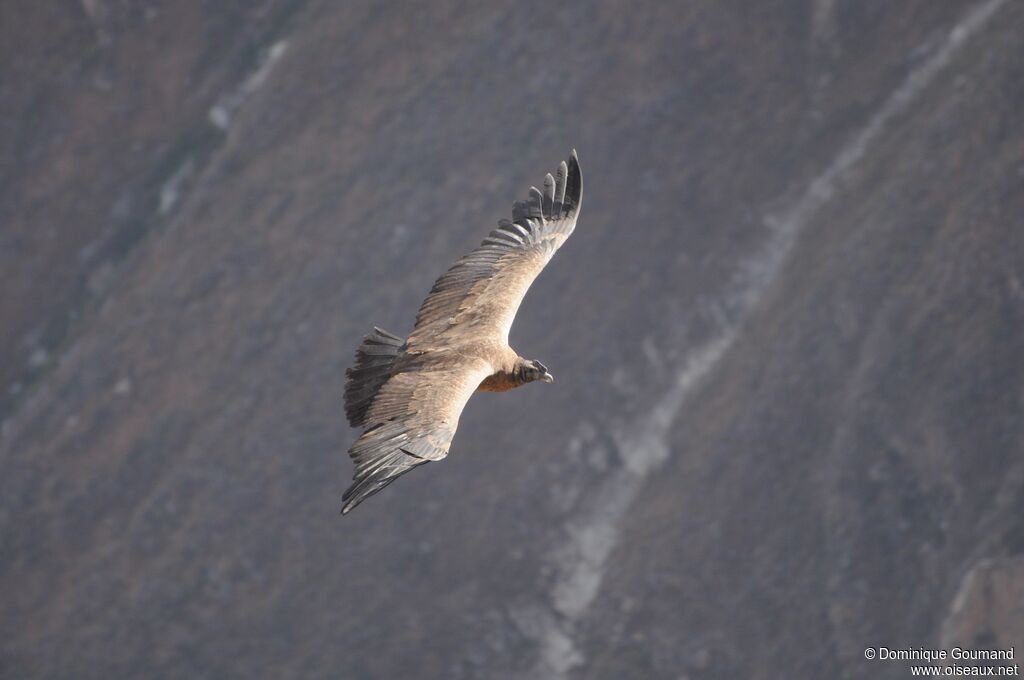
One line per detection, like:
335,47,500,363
341,150,583,514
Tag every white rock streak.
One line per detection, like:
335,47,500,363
525,1,1008,677
209,41,289,131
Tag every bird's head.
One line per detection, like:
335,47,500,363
522,359,554,384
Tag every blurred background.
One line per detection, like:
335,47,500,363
2,1,1022,678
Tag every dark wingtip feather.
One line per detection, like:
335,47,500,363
528,186,544,221
341,489,373,515
553,161,568,208
508,151,581,226
564,149,582,215
340,446,427,515
542,173,556,217
340,484,372,514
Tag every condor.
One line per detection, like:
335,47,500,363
341,151,582,514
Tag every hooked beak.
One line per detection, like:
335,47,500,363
541,371,554,384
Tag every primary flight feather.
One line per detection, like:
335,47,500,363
341,150,582,514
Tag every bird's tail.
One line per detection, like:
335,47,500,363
344,327,405,427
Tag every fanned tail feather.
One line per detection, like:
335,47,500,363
344,327,405,427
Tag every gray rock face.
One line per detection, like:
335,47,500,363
942,558,1024,652
2,2,1022,679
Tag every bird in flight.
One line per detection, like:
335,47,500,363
341,150,583,514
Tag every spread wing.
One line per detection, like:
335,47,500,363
407,150,582,350
341,359,492,514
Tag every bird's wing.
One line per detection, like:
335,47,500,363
341,359,492,514
406,150,582,350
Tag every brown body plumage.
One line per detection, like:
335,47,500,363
340,151,582,514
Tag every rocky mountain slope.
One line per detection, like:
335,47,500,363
2,1,1021,678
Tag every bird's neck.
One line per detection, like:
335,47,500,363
476,355,529,392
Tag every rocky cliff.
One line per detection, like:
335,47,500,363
2,1,1021,678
